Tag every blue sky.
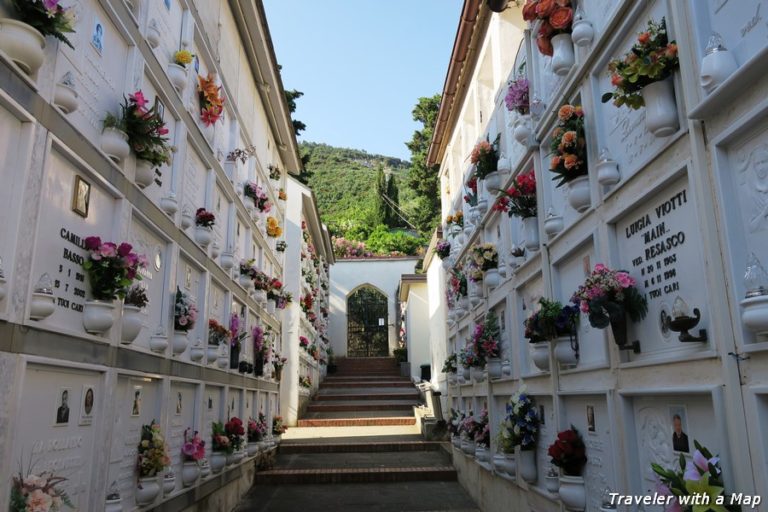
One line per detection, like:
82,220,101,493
263,0,464,161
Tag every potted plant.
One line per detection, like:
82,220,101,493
272,416,287,443
523,0,575,76
548,427,587,511
136,422,170,506
238,259,257,290
601,18,679,138
571,264,648,351
194,208,215,248
459,412,481,455
224,417,245,464
472,312,502,379
266,216,283,238
435,239,452,269
524,305,550,371
0,0,74,76
505,77,531,144
121,90,173,188
246,414,268,456
471,138,500,193
549,104,589,212
494,170,539,252
173,287,198,355
470,243,500,288
122,284,148,344
82,237,146,335
169,49,193,93
101,111,130,163
210,422,231,473
197,73,225,134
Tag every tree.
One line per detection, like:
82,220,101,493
374,166,387,226
405,94,442,233
284,89,306,136
384,173,400,228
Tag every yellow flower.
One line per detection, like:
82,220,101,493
174,50,194,67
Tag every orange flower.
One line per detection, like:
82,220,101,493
558,104,575,121
638,32,650,44
610,73,623,86
550,156,561,169
538,20,554,37
535,0,556,18
563,154,579,170
536,34,553,56
549,7,573,30
522,0,538,22
665,43,678,58
561,130,577,146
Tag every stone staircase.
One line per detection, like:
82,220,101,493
236,358,480,512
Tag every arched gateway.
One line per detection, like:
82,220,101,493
346,285,389,357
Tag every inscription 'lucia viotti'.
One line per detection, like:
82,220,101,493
625,190,687,239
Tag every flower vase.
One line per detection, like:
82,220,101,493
500,454,516,475
551,33,575,76
267,301,276,315
565,175,591,213
609,312,630,349
475,445,490,463
210,452,226,473
220,252,235,270
545,474,560,494
135,160,154,189
101,128,130,163
239,274,254,291
0,276,6,302
146,20,161,49
229,344,240,369
254,357,264,377
519,449,537,483
194,226,212,248
247,442,259,457
135,477,160,506
559,475,586,511
531,342,550,371
172,330,189,355
168,63,188,93
522,216,540,252
514,115,532,145
189,344,205,362
181,462,199,487
0,19,45,75
162,474,175,496
255,289,267,305
741,295,768,337
554,335,578,366
487,357,502,379
211,241,221,259
82,300,115,335
544,214,564,237
149,334,168,353
461,438,476,455
206,345,219,365
641,77,678,138
462,366,470,381
216,354,228,369
477,198,488,216
105,498,123,512
484,268,501,288
121,305,143,344
470,365,485,383
484,171,501,195
54,81,79,114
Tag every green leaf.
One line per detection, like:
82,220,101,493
601,92,614,103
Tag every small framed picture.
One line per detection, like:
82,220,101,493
154,97,165,122
54,388,71,426
670,405,690,453
207,396,213,410
72,176,91,218
164,0,171,10
91,18,104,54
586,405,596,433
131,386,142,417
175,391,183,415
79,385,95,426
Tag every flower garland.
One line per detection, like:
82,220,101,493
197,73,225,126
83,237,147,301
493,170,537,219
549,104,587,188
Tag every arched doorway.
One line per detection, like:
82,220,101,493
347,285,389,357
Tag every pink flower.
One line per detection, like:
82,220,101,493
26,489,53,512
84,236,101,251
594,263,607,272
118,242,133,257
683,459,701,481
129,90,149,111
580,301,590,313
182,442,196,457
178,316,188,326
100,243,117,258
616,272,635,288
693,449,718,473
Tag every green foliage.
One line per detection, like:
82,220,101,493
393,347,407,363
405,94,442,232
365,225,425,255
284,89,306,135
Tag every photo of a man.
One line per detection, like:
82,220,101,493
55,389,70,425
670,406,690,453
131,388,142,417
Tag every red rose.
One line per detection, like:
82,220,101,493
535,0,556,18
522,0,538,21
638,32,650,44
555,0,571,5
536,34,553,56
538,20,554,37
549,7,573,30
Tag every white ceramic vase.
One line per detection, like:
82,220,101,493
194,226,212,248
83,300,115,334
54,82,79,114
484,268,501,288
559,475,586,511
475,445,490,463
121,305,143,344
522,216,539,252
172,330,189,355
210,452,226,473
514,114,532,145
484,171,501,195
554,335,578,366
149,334,168,353
487,358,502,379
168,63,188,93
566,175,591,213
146,21,161,49
101,128,130,163
220,252,235,270
0,19,45,75
189,344,205,362
551,33,575,76
544,215,564,237
741,295,768,337
181,462,199,487
135,160,155,189
531,341,550,371
641,78,679,138
545,474,560,494
519,449,537,483
135,477,160,506
162,474,175,495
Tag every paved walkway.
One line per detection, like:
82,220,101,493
235,358,479,512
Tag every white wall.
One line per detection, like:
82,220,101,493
404,282,430,380
426,257,448,397
329,259,419,357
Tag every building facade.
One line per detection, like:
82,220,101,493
431,1,768,511
0,0,304,509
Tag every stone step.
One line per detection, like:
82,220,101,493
314,392,419,401
254,466,457,485
323,375,410,381
306,401,417,413
320,380,414,388
275,450,451,470
279,441,443,454
296,417,417,427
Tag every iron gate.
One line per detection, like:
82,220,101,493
347,286,388,357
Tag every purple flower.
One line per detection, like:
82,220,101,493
118,242,133,257
504,78,530,114
84,236,101,251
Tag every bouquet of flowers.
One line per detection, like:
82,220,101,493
464,175,479,207
272,352,287,373
137,422,171,477
124,284,149,308
239,258,258,279
471,139,498,179
266,217,283,238
173,49,193,67
299,335,310,350
460,412,482,440
450,270,468,299
195,208,215,228
300,294,314,313
252,325,266,359
181,428,206,463
547,426,587,476
197,73,225,126
493,170,537,219
471,312,501,364
503,385,539,450
505,77,530,115
211,421,232,454
524,298,579,342
549,104,587,188
247,413,269,442
474,408,491,447
10,0,75,48
267,277,284,302
224,417,245,452
571,264,648,329
230,313,248,352
276,241,287,252
83,237,147,301
470,243,499,271
243,182,267,210
278,188,287,201
268,165,281,181
122,90,173,168
459,345,481,369
652,441,740,512
272,416,288,435
276,291,293,310
252,270,270,291
448,409,466,438
602,18,679,110
10,470,72,512
445,211,464,229
442,354,458,374
208,318,229,346
522,0,574,56
174,287,198,331
435,240,451,260
298,375,312,388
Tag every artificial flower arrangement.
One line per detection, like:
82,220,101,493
83,237,147,301
471,312,501,365
470,243,499,272
459,345,482,369
474,408,491,448
298,375,312,388
470,138,498,179
601,18,679,110
195,208,215,228
547,426,587,476
181,428,206,463
307,343,319,360
524,297,580,342
571,264,648,330
299,335,310,350
652,441,740,512
464,175,479,207
276,290,293,310
229,313,248,355
9,0,75,48
252,325,266,362
459,411,482,440
174,287,198,332
121,90,173,168
268,165,281,181
137,421,171,478
549,104,587,188
502,385,540,451
244,182,269,211
449,269,468,299
10,468,72,512
278,188,287,201
211,421,232,454
272,352,287,375
239,258,258,279
197,73,225,126
522,0,574,56
505,76,530,115
266,277,284,302
448,409,466,438
124,284,149,309
493,170,537,219
445,211,464,229
272,416,288,435
247,413,268,442
276,241,287,252
441,353,458,374
266,217,283,238
208,318,230,346
435,239,451,260
252,270,270,291
224,417,245,452
300,293,314,313
173,50,194,68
